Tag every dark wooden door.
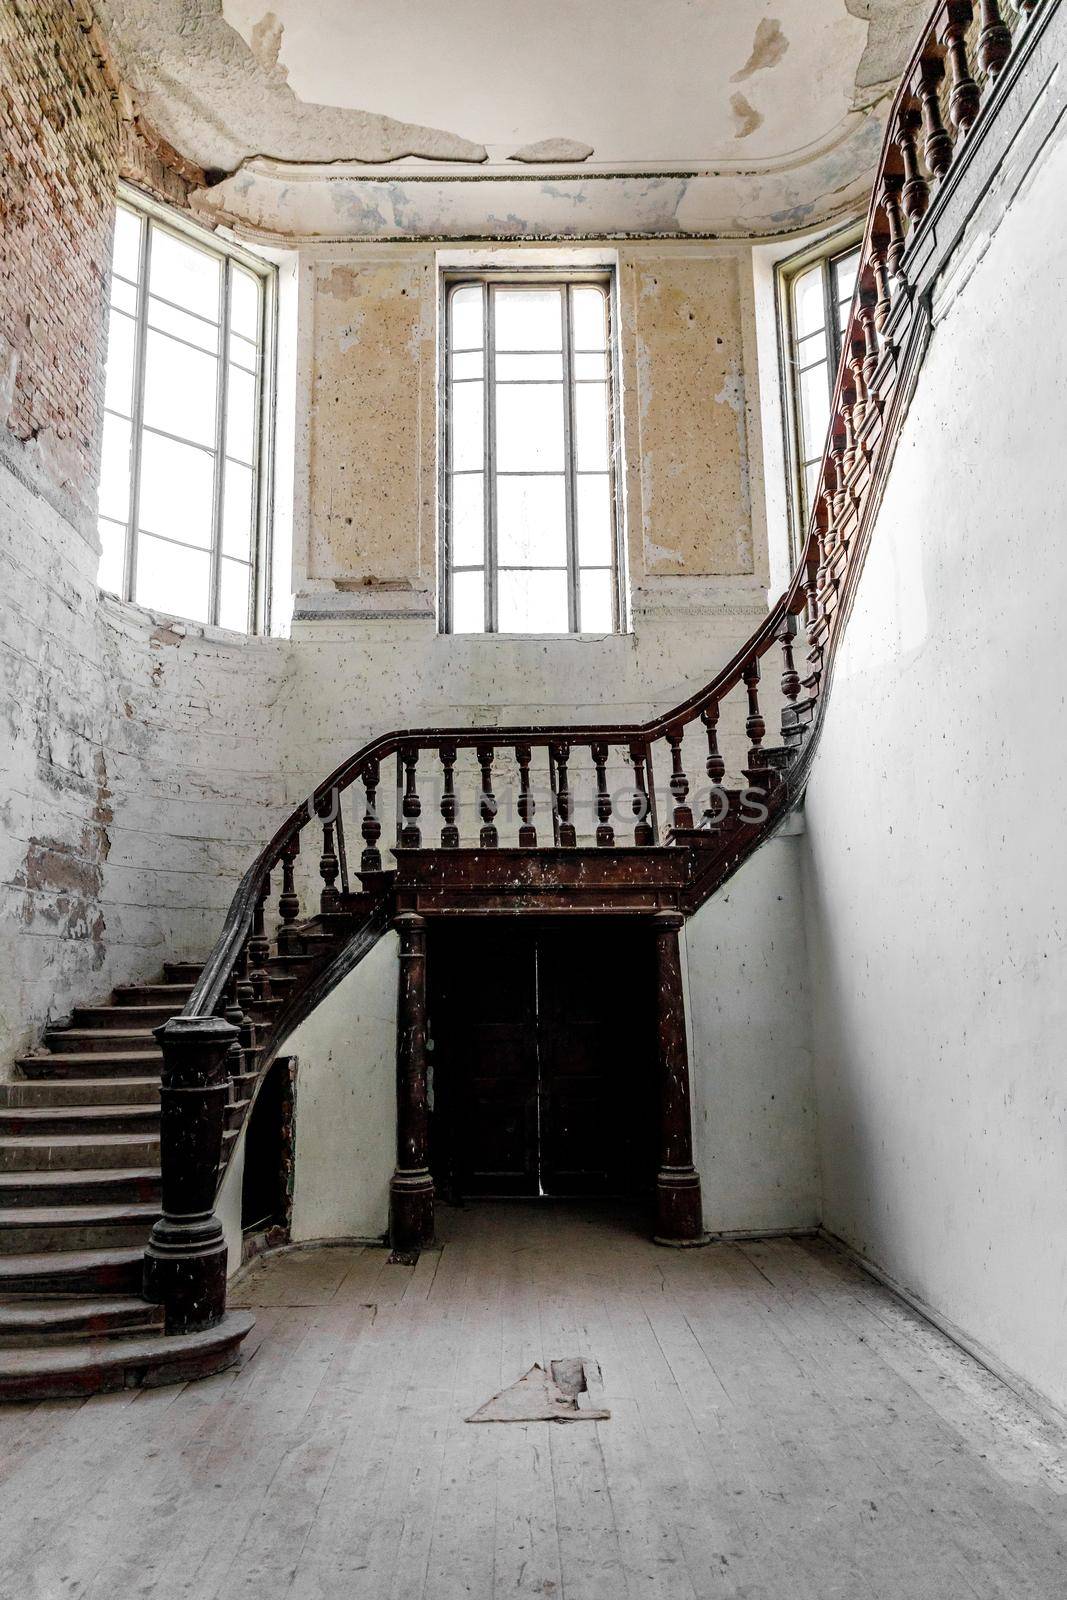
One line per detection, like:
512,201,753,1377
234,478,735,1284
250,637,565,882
429,921,655,1199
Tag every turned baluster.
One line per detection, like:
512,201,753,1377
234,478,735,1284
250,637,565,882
848,335,869,438
743,658,766,762
477,743,498,848
829,426,848,528
439,740,459,848
1008,0,1036,20
804,541,822,631
628,742,654,846
665,727,694,832
277,837,300,950
360,760,382,873
316,791,340,912
779,614,801,719
591,742,615,847
977,0,1012,75
914,52,954,179
224,974,246,1083
399,746,422,849
841,385,858,477
940,2,981,138
515,743,537,848
858,289,881,387
896,104,930,224
869,233,894,330
880,173,908,286
248,878,272,1002
551,741,577,847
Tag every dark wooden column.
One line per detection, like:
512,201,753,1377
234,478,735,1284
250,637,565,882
389,911,435,1251
143,1014,237,1332
650,910,706,1246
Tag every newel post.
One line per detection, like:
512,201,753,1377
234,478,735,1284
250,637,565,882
650,911,707,1247
143,1014,237,1332
389,912,435,1251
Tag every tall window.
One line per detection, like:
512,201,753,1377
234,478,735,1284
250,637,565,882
442,276,623,635
782,236,862,533
98,195,274,632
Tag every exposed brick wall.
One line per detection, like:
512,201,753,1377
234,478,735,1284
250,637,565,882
0,0,118,503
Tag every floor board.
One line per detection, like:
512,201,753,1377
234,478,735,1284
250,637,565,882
1,1205,1065,1599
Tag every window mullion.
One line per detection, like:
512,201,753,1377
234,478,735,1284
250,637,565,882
208,263,232,626
561,284,579,634
484,281,497,634
124,216,152,604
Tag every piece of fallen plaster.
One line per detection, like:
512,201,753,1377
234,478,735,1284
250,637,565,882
467,1361,610,1424
508,137,595,164
730,92,764,140
731,18,790,83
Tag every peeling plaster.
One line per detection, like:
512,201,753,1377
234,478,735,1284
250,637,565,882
731,18,790,83
510,138,595,164
730,93,764,140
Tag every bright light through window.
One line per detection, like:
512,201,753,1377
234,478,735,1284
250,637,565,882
785,241,861,528
98,199,272,632
445,279,621,635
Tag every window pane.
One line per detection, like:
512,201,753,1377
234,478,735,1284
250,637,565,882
834,250,860,307
229,332,258,373
571,287,607,351
451,285,483,350
793,264,825,338
452,569,485,632
143,330,218,448
495,384,564,472
149,226,220,322
148,295,218,355
230,267,260,340
226,364,257,464
574,382,610,472
222,460,253,559
109,275,137,316
451,474,484,567
497,476,567,567
494,289,562,352
579,569,613,633
803,460,822,518
799,361,830,462
135,533,210,623
97,518,126,595
451,380,484,471
139,431,215,549
575,352,607,380
795,328,827,369
498,569,569,633
576,475,612,565
112,207,142,282
104,309,136,417
99,412,131,523
496,352,563,381
219,557,251,630
451,350,483,381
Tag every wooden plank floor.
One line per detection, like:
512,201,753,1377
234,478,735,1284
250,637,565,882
1,1204,1065,1598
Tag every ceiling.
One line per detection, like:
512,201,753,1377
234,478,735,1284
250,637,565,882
97,0,928,240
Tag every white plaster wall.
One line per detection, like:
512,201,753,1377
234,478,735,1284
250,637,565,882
0,451,290,1071
684,831,819,1235
287,931,398,1243
802,117,1067,1411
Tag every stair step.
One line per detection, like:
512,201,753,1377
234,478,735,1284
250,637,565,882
0,1309,254,1400
45,1029,158,1056
0,1296,165,1347
112,983,193,1006
0,1104,158,1138
0,1167,159,1206
0,1245,144,1295
0,1202,160,1254
17,1051,162,1080
0,1078,160,1108
163,962,202,983
73,1005,177,1029
0,1134,160,1172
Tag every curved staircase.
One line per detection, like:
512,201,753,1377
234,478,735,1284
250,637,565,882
0,0,1055,1399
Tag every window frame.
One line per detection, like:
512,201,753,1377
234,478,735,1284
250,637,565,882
438,267,627,636
100,184,277,634
776,223,864,566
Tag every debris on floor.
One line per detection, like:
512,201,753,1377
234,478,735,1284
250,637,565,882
467,1357,610,1423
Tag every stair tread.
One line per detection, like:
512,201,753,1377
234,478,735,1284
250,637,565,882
0,1104,158,1122
0,1133,160,1151
0,1202,159,1226
18,1051,162,1068
0,1295,155,1319
0,1310,254,1375
0,1167,158,1190
4,1077,160,1098
0,1245,143,1279
48,1029,158,1041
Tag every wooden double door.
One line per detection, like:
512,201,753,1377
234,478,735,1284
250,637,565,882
428,920,656,1199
